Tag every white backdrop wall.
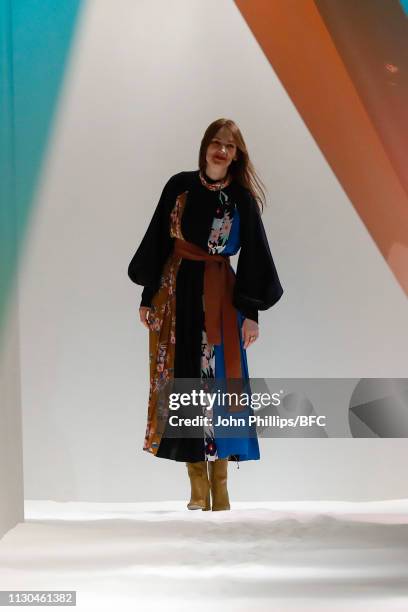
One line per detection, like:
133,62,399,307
1,1,24,538
0,290,24,538
19,0,408,502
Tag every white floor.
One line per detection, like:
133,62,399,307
0,500,408,611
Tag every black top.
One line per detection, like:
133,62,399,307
127,170,284,322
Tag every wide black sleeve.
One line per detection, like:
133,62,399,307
127,175,176,306
233,191,284,323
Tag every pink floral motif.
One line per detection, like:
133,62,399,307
209,228,221,243
220,216,232,236
200,327,218,460
201,329,215,378
207,194,236,254
170,192,188,239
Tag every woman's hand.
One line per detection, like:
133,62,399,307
139,306,151,329
242,318,259,349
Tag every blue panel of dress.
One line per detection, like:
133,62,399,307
203,191,260,462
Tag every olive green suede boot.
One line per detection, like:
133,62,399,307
186,461,210,510
208,458,230,511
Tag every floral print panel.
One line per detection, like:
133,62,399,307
208,190,237,254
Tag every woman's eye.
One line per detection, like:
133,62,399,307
211,140,235,148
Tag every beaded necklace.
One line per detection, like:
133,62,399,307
198,170,232,191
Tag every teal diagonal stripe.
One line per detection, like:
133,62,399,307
399,0,408,16
0,0,83,339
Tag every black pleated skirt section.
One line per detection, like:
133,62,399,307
155,259,207,462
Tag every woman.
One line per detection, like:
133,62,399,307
128,118,283,511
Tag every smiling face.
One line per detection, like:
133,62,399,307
205,126,238,176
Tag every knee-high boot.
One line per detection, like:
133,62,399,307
208,458,230,511
186,461,210,511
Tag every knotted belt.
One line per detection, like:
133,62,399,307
173,237,242,379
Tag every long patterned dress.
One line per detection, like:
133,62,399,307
128,169,284,464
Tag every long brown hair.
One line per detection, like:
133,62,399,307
198,118,267,212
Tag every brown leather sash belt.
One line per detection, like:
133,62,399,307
173,237,242,379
